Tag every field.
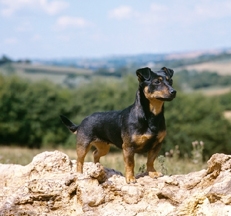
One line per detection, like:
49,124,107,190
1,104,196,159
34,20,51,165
177,60,231,75
0,62,93,84
0,146,206,176
224,111,231,122
194,86,231,96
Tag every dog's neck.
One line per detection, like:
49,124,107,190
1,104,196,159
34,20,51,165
136,87,164,116
134,88,165,132
148,98,164,116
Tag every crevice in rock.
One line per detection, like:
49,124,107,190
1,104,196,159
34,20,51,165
156,192,179,206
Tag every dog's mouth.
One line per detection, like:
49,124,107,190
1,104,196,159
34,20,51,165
156,97,175,101
157,91,176,101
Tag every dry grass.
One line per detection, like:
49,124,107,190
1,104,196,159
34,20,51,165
224,111,231,122
0,145,207,176
194,86,231,96
178,61,231,76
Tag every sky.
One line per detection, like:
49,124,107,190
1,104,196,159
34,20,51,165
1,0,231,59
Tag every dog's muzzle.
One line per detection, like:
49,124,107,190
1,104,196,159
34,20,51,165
169,88,177,98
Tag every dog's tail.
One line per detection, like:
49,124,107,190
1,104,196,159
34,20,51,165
60,115,79,134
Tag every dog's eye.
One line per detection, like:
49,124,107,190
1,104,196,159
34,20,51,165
153,79,161,85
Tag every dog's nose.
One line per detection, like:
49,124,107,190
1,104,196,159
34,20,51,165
170,89,177,96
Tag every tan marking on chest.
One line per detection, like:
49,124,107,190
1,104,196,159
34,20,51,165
149,101,164,115
132,131,166,147
132,134,153,146
143,87,164,115
157,130,166,143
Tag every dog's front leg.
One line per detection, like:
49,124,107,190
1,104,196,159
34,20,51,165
122,146,136,183
147,143,163,178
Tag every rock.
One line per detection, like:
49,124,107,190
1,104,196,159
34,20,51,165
0,151,231,215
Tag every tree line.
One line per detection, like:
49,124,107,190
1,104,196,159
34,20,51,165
175,70,231,90
0,74,231,158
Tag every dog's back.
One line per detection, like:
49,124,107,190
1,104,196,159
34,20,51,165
77,110,124,148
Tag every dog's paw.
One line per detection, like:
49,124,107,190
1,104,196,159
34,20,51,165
125,175,137,184
148,171,163,178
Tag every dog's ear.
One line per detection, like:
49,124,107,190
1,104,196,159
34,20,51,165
136,67,151,82
161,67,174,78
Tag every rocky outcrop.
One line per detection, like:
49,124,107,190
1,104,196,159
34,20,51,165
0,151,231,216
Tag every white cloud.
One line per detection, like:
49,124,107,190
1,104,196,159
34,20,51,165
0,0,31,17
137,3,167,26
39,0,69,15
56,16,89,29
0,0,69,17
109,6,133,20
194,1,231,19
4,37,18,44
31,34,41,41
16,21,32,32
57,34,72,42
150,3,167,12
136,1,231,28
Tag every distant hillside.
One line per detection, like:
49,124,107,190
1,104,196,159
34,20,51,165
1,48,231,89
32,48,231,75
176,60,231,75
0,62,93,86
172,49,231,75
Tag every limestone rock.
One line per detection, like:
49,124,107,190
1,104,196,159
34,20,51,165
0,151,231,215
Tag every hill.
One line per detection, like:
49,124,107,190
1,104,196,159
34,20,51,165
0,48,231,88
32,48,231,80
0,62,93,85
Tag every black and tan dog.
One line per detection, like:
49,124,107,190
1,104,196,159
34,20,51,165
60,67,176,183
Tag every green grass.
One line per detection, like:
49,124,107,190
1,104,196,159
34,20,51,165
0,144,206,176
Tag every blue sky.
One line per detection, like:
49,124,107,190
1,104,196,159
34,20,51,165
1,0,231,59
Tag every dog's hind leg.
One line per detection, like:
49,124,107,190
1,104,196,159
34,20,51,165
92,142,110,163
76,143,91,173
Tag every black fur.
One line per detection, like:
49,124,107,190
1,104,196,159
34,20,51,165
60,67,176,183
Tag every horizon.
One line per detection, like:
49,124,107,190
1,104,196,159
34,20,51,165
5,47,230,62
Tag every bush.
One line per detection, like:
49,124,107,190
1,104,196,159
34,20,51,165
0,74,231,159
163,92,231,158
175,70,231,90
0,75,74,147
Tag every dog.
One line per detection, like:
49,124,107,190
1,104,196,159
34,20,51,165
60,67,176,183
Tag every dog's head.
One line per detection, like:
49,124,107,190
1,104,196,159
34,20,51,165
136,67,176,101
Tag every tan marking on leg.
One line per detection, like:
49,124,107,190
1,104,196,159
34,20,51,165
146,143,163,178
122,145,136,183
146,132,166,178
92,142,110,163
157,130,166,143
76,144,91,173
